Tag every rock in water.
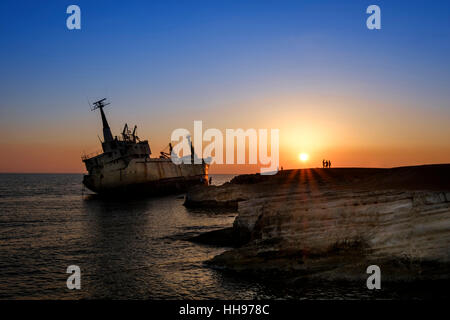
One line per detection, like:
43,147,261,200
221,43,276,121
189,165,450,281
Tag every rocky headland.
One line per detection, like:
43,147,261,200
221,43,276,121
186,165,450,281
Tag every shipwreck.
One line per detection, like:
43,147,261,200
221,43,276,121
82,98,208,195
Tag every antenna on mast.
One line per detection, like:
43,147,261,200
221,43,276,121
91,98,110,111
91,98,114,143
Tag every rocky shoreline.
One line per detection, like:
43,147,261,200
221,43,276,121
186,165,450,281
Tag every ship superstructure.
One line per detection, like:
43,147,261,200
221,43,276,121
82,99,208,195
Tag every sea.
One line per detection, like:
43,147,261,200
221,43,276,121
0,174,446,299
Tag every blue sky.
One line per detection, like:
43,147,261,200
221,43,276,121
1,0,449,114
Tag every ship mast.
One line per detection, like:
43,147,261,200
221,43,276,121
91,98,113,143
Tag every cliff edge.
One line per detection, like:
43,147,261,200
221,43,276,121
187,165,450,281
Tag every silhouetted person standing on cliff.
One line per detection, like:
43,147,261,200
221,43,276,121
323,159,326,168
328,160,332,168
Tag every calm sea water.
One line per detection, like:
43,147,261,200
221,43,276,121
0,174,445,299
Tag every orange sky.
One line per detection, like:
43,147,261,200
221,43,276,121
1,94,449,173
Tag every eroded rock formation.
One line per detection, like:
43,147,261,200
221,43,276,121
187,165,450,280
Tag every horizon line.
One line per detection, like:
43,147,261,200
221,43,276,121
1,163,449,175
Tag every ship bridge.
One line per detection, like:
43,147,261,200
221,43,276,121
82,99,151,174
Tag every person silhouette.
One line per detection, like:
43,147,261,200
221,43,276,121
323,159,326,168
328,160,332,168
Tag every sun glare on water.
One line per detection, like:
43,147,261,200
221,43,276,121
299,153,309,162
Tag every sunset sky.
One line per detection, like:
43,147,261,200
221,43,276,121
1,0,450,173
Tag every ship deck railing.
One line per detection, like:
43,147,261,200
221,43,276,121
81,150,103,160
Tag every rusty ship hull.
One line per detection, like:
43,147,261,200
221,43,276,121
83,158,207,195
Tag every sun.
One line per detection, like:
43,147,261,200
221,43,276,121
299,153,309,162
